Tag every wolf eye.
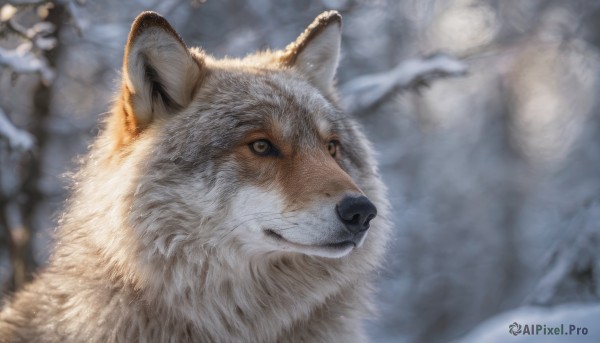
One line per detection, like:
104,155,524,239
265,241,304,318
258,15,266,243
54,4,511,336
249,139,274,156
328,140,339,158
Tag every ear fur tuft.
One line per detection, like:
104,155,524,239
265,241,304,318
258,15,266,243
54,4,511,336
281,11,342,96
114,11,202,148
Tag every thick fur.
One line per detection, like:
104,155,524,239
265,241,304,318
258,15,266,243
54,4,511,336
0,11,390,343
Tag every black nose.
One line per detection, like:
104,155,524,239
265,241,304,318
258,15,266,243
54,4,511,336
336,195,377,233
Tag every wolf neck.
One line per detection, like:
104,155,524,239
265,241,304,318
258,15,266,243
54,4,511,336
140,248,357,338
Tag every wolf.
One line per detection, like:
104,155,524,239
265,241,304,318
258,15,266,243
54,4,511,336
0,10,390,342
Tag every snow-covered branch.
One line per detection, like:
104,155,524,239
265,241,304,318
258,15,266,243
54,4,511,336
526,204,600,306
0,1,72,82
341,53,468,115
0,44,54,82
0,107,35,152
1,0,85,40
2,17,57,50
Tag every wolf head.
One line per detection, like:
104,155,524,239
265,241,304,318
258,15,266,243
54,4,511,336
105,11,388,261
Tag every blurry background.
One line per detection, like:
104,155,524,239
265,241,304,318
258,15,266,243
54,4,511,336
1,0,600,342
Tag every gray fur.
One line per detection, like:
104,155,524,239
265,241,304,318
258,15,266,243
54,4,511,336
0,11,390,343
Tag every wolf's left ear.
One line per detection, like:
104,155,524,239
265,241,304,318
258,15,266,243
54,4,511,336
116,11,202,143
280,11,342,96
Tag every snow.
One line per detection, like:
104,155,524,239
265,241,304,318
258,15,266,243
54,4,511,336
0,44,54,83
0,107,35,152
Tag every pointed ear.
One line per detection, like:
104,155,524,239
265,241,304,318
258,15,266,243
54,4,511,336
117,11,202,140
280,11,342,96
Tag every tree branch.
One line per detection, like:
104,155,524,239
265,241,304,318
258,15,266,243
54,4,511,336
341,53,468,115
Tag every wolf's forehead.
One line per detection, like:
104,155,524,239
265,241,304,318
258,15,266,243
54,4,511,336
241,73,339,136
188,70,346,150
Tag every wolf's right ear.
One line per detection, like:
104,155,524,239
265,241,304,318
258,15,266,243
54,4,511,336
114,12,202,145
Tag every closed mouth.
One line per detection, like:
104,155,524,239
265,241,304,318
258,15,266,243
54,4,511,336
264,229,356,250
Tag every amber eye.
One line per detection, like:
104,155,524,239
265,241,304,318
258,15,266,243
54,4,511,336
328,140,339,157
249,139,274,156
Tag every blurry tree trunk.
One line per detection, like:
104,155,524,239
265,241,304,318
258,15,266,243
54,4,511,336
0,2,67,292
